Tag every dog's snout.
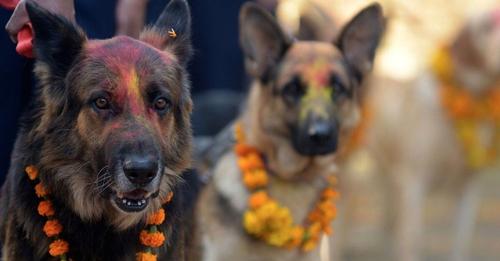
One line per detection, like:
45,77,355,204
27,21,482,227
123,155,158,185
308,120,334,144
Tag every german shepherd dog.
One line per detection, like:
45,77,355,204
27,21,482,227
0,0,196,260
365,10,500,261
196,3,385,260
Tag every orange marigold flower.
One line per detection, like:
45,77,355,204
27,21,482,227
38,200,55,217
238,153,264,171
287,226,304,248
321,188,339,200
162,192,174,204
35,183,48,198
25,165,38,180
43,219,63,237
139,230,166,248
307,222,322,238
248,191,269,209
147,208,166,225
136,252,157,261
450,92,473,118
243,170,268,189
234,143,258,156
302,239,318,252
48,239,69,256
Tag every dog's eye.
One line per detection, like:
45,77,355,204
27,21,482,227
330,76,350,99
282,78,305,104
154,97,171,112
94,97,110,110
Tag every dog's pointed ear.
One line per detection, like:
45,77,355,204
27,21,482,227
26,2,86,79
239,3,291,82
336,3,385,82
140,0,192,65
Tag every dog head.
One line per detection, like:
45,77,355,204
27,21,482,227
27,0,192,229
239,3,384,157
451,8,500,92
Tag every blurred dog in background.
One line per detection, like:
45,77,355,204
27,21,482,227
195,2,384,260
364,9,500,261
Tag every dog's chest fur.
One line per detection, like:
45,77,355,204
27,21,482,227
197,152,331,261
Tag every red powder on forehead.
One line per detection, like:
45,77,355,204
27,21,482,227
86,36,174,68
302,59,332,88
85,36,178,118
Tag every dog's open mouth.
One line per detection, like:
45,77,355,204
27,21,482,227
113,189,150,212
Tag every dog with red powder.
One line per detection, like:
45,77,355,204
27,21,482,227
0,0,199,260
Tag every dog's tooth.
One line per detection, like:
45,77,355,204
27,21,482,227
127,202,131,206
122,199,127,204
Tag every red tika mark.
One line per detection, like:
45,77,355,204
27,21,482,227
302,59,331,89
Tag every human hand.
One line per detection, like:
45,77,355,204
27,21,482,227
5,0,75,43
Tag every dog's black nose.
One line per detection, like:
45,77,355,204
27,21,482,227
307,120,334,144
123,156,158,185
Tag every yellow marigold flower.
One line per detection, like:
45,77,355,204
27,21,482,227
136,252,157,261
139,230,166,248
38,200,55,217
248,191,269,209
35,183,48,198
43,219,63,237
48,239,69,256
147,208,165,225
243,211,263,235
25,165,38,180
267,228,290,247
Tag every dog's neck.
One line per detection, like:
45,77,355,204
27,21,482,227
240,82,337,181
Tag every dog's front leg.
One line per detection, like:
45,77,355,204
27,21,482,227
450,176,480,261
392,169,426,261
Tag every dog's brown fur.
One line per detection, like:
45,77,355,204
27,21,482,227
0,1,198,260
195,3,385,260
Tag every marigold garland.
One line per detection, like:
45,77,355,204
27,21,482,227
432,47,500,169
234,123,340,252
25,165,173,261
